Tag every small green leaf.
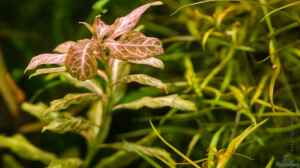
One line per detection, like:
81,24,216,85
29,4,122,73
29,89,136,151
22,102,55,122
29,67,66,78
128,57,164,69
21,102,48,117
42,115,94,134
101,142,176,168
22,103,97,141
43,114,96,141
47,158,82,168
0,134,56,164
114,94,196,111
61,73,104,96
118,74,167,92
46,93,99,113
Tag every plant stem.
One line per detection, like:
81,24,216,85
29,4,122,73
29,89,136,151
83,114,111,167
84,59,130,167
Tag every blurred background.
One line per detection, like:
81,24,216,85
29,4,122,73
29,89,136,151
1,0,300,167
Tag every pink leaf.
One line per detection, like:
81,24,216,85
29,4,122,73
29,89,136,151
105,31,164,60
93,16,112,40
53,41,76,53
65,39,100,80
108,1,163,39
25,53,65,72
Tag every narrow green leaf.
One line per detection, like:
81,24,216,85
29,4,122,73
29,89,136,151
229,86,256,123
101,142,176,168
267,122,300,133
114,94,196,111
2,155,23,168
251,74,269,105
92,0,110,11
134,150,162,168
47,158,82,168
216,119,268,168
150,121,201,168
186,133,201,157
184,57,201,96
202,28,215,50
95,134,156,168
265,157,275,168
260,1,300,22
208,126,225,168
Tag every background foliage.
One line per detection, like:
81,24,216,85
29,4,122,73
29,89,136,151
1,0,300,167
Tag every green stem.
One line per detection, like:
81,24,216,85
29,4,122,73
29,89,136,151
84,114,111,167
84,59,129,167
83,71,113,168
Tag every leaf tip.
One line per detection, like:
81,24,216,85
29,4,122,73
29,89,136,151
162,85,168,94
152,1,163,6
28,74,35,79
79,22,94,34
24,68,29,74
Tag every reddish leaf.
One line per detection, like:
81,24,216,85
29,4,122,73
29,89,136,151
65,39,101,80
108,1,163,39
93,16,112,40
53,41,76,53
25,54,65,72
104,31,163,60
